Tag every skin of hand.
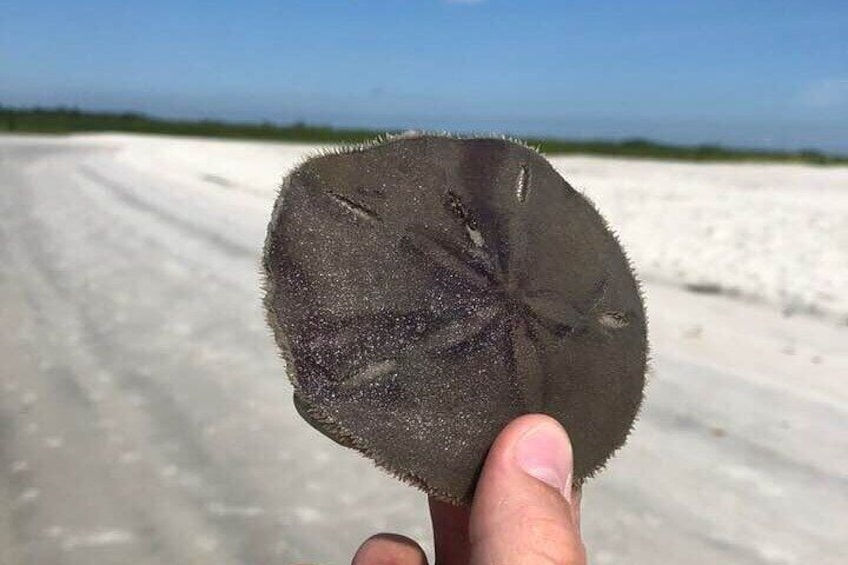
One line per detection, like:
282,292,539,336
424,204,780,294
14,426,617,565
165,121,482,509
351,414,586,565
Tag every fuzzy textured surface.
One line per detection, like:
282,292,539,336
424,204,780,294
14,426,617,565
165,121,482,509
262,135,647,503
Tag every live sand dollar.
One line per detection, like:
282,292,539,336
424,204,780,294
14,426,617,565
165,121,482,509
263,134,647,503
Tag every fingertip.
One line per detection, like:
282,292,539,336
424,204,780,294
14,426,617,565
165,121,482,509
352,533,427,565
513,417,574,498
482,414,574,499
469,414,585,564
489,414,572,464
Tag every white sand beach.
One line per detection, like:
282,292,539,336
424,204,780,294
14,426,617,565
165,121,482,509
1,133,845,564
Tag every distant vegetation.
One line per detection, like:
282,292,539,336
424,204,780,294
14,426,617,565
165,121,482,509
2,106,845,165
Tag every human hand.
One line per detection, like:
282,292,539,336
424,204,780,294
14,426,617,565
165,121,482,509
352,414,586,564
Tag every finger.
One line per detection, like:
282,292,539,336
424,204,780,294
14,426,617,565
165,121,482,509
571,487,583,533
469,414,586,565
352,533,428,565
428,497,471,565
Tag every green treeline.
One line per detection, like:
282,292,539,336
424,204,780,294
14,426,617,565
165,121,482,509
2,106,844,165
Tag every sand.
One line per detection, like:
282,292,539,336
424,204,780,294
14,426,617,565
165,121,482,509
1,132,845,564
107,133,848,322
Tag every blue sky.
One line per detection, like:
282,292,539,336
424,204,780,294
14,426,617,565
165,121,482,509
2,1,847,152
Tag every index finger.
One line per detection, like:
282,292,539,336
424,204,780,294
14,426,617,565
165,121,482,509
428,497,471,565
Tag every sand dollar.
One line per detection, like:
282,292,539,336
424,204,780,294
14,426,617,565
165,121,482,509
263,135,647,503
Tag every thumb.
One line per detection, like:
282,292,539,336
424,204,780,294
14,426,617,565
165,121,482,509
469,414,586,565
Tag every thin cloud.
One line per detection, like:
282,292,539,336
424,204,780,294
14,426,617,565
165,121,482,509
445,0,486,4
